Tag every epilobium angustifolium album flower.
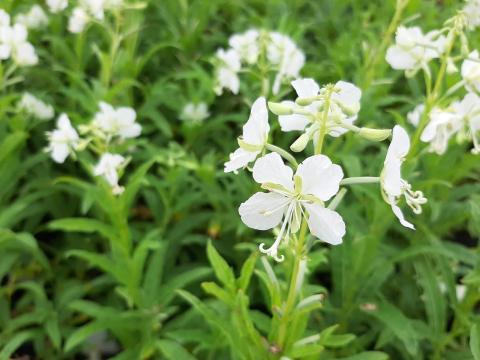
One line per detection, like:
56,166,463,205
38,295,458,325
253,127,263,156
224,97,269,173
381,126,427,229
19,93,54,120
461,50,480,93
213,29,305,96
46,0,68,13
68,0,123,33
46,113,80,163
239,152,345,261
92,102,141,140
180,102,210,124
385,26,446,76
463,0,480,30
93,153,127,195
15,5,49,29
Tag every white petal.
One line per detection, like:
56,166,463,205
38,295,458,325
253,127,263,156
383,157,402,197
243,97,269,146
252,152,294,191
291,78,320,98
296,155,343,201
51,144,69,163
385,125,410,163
385,45,417,70
278,101,309,131
224,148,258,173
332,81,361,112
239,192,289,230
304,204,345,245
389,198,415,230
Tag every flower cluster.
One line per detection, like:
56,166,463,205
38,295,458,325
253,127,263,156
15,5,49,29
214,29,305,96
225,79,426,261
0,9,38,66
68,0,123,33
46,101,141,195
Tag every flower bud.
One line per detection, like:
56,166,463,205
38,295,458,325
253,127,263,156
295,97,314,106
290,133,310,152
358,127,392,142
334,100,360,117
268,101,293,115
446,57,458,74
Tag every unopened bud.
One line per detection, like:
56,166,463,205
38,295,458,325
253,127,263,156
446,58,458,74
295,97,314,106
358,127,392,141
290,133,310,152
268,101,293,115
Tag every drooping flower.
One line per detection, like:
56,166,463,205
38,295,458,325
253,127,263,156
267,32,305,94
385,26,447,75
93,153,126,195
228,29,260,65
46,0,68,13
461,50,480,93
214,48,241,95
224,97,269,173
16,5,49,29
420,108,461,155
19,92,54,120
381,126,427,229
451,92,480,154
180,102,210,123
239,152,345,261
92,102,141,140
46,113,79,163
276,78,361,150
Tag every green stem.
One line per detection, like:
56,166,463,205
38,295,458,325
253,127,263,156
266,143,298,168
314,86,334,155
340,176,380,185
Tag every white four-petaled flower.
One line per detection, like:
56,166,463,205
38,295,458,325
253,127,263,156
93,102,141,140
0,17,38,66
19,92,54,120
239,152,345,261
93,153,126,195
224,97,269,173
46,113,79,163
228,29,260,65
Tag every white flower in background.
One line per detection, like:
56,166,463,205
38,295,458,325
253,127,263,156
276,78,361,150
420,108,461,155
214,48,241,95
46,0,68,13
16,5,49,29
267,32,305,94
92,102,141,140
93,153,126,195
46,114,79,163
463,0,480,30
239,152,345,261
461,50,480,93
180,102,210,123
381,126,427,229
0,9,9,27
68,7,89,33
385,26,447,74
407,104,425,127
19,93,54,120
451,92,480,154
224,97,269,173
229,29,260,64
0,23,38,66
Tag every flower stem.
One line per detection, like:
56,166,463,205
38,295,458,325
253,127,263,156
266,143,298,168
315,86,334,155
340,176,380,185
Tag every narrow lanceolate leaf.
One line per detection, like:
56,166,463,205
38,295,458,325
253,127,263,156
64,321,106,352
157,339,196,360
0,330,39,360
48,218,118,242
237,252,258,291
206,240,236,291
470,324,480,360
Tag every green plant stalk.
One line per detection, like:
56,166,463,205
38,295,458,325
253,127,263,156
266,143,298,168
314,86,334,155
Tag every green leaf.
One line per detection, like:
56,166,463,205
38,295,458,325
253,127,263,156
201,282,234,306
206,240,236,291
0,330,38,360
64,321,106,352
48,218,117,242
237,252,258,291
471,324,480,360
157,339,196,360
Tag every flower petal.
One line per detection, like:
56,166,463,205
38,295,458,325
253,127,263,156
224,148,258,173
278,101,309,131
252,152,294,191
382,157,402,197
304,204,345,245
296,155,343,201
389,197,415,230
243,97,269,146
239,192,289,230
385,125,410,163
291,78,320,98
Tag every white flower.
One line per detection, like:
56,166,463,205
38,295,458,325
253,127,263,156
93,153,126,195
386,26,447,74
81,0,105,20
239,152,345,261
68,7,89,33
229,29,260,65
0,9,10,27
180,102,210,123
420,108,461,155
381,126,427,229
0,23,38,66
461,50,480,93
214,48,241,95
277,78,361,150
451,92,480,154
92,102,141,140
407,104,425,127
463,0,480,30
19,93,54,120
224,97,269,173
46,114,79,163
16,5,49,29
46,0,68,13
267,32,305,94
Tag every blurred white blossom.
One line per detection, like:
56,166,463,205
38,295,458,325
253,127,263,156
16,5,49,29
46,114,79,163
461,50,480,93
463,0,480,30
68,7,89,33
228,29,260,64
93,102,141,140
214,48,241,95
93,153,126,195
0,14,38,66
180,102,210,123
451,92,480,154
19,93,54,120
421,108,461,155
46,0,68,13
